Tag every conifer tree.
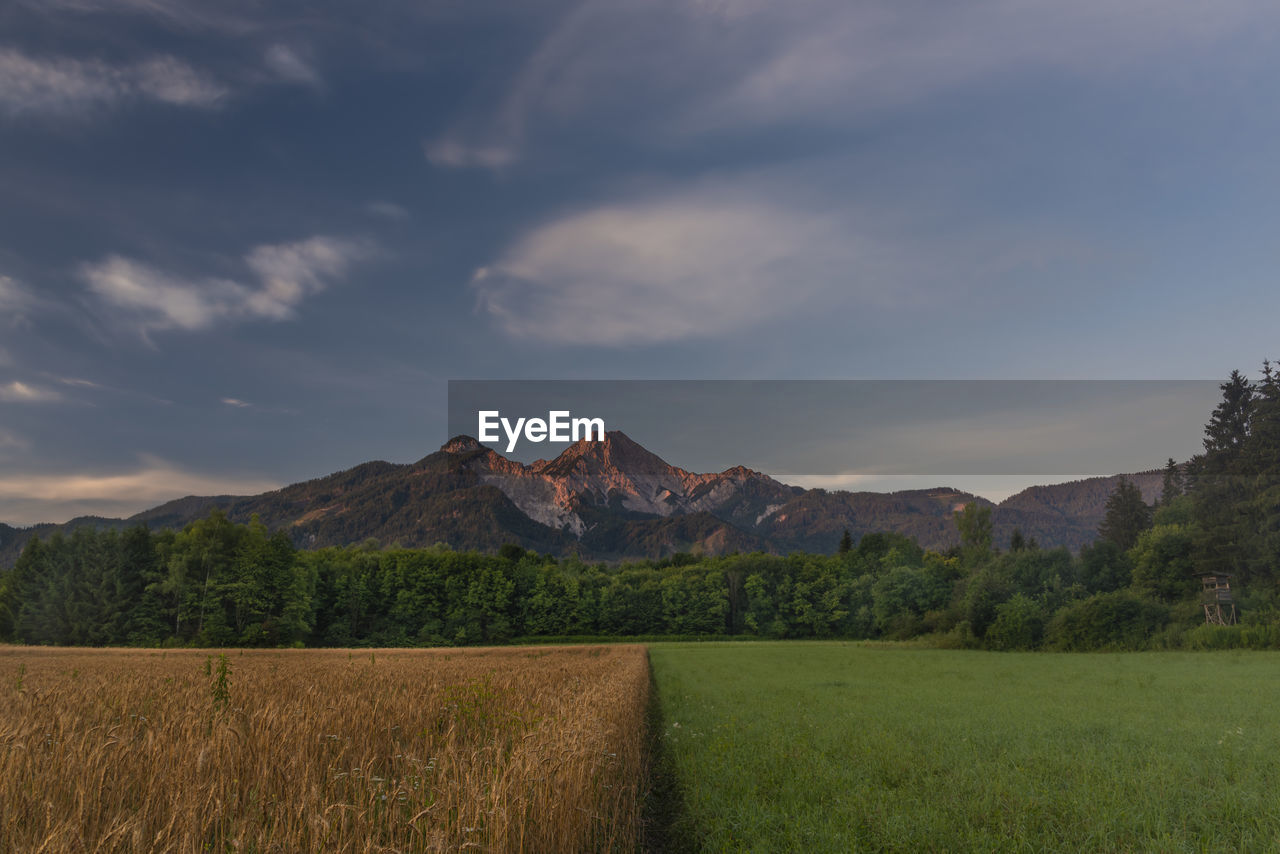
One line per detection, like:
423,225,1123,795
1009,529,1026,552
1159,458,1183,506
1098,476,1152,551
838,529,853,555
1237,360,1280,583
1190,369,1258,578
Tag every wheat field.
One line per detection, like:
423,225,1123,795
0,645,650,853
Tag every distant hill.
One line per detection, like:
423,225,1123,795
0,433,1170,566
994,472,1164,551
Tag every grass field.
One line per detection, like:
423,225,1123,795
7,642,1280,852
649,642,1280,853
0,645,649,853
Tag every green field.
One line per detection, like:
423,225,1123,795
648,642,1280,853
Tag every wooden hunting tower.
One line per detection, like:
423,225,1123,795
1200,573,1236,626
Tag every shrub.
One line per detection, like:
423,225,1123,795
985,594,1046,650
1045,591,1171,650
1182,623,1280,650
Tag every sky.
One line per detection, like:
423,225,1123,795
1,0,1278,525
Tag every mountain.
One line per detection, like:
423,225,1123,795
993,471,1164,551
0,432,1168,566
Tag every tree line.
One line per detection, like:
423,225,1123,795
2,363,1279,651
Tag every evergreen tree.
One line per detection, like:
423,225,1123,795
1009,529,1026,552
1190,369,1258,579
120,525,169,645
1159,458,1183,506
1202,369,1255,461
1237,360,1280,584
1097,477,1151,551
837,529,853,555
3,537,46,642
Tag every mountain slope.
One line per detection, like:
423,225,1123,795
992,471,1164,551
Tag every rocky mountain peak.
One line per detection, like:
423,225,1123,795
536,430,680,478
441,435,484,454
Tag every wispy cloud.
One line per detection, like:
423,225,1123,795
471,187,876,345
221,397,251,408
13,0,261,35
0,275,37,333
0,46,227,116
0,458,280,525
264,44,322,88
424,139,517,170
0,380,63,403
365,201,410,220
54,376,100,389
0,275,31,311
0,428,27,452
82,235,371,334
428,0,1279,166
470,165,1101,347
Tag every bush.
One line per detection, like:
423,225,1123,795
985,594,1046,650
1045,591,1171,650
928,620,979,649
1182,623,1280,650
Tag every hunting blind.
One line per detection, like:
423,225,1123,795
1200,573,1237,626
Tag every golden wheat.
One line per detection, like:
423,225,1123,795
0,645,650,853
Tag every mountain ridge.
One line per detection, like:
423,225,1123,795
0,432,1163,567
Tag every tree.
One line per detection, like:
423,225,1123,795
1097,477,1151,551
1129,524,1196,602
837,529,853,555
120,525,168,645
955,503,993,566
1202,370,1255,461
1236,361,1280,584
1078,539,1131,593
1159,458,1183,506
1190,369,1259,579
1009,529,1026,552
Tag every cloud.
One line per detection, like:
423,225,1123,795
424,139,517,170
0,275,36,327
0,275,30,309
221,397,251,408
0,381,62,403
54,376,100,388
428,0,1280,165
0,458,280,526
365,201,410,220
471,188,876,345
13,0,261,35
0,428,27,451
82,235,370,333
470,162,1106,347
264,44,322,88
132,55,228,105
0,47,227,116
